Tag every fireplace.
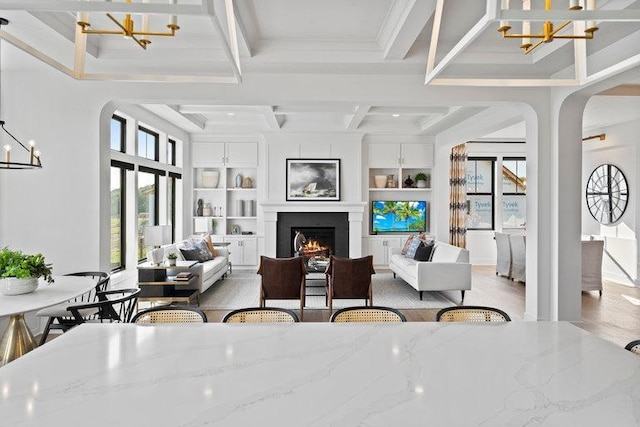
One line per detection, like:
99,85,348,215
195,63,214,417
293,227,335,272
262,202,365,259
276,212,349,261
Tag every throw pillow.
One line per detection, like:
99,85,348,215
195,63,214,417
180,239,214,262
401,234,415,255
203,234,218,257
414,240,435,262
404,236,422,259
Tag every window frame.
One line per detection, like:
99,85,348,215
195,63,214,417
110,160,132,272
137,166,164,262
167,138,176,166
111,115,126,153
466,157,496,231
137,126,160,161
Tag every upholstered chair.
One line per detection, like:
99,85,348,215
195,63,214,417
257,256,306,320
325,255,375,312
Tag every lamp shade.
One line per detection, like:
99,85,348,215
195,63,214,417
144,225,171,247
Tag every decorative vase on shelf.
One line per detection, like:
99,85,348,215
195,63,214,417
0,277,39,296
242,177,253,188
374,175,387,188
235,173,243,188
196,199,203,216
404,175,414,188
202,203,213,217
416,180,427,188
202,170,219,188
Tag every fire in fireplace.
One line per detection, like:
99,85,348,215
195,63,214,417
293,227,335,273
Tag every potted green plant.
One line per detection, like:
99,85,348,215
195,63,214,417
166,252,178,266
0,247,54,295
415,172,429,188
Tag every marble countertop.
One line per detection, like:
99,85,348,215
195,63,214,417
1,322,639,426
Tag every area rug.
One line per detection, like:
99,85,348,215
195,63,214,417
199,271,456,310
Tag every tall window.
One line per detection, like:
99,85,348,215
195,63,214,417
111,115,126,152
110,161,131,272
137,168,161,260
167,139,176,166
502,158,526,229
466,158,495,230
138,126,159,161
168,172,181,243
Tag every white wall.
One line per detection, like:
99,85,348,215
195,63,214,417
582,119,639,286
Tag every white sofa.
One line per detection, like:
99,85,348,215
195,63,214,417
162,241,229,294
388,241,472,301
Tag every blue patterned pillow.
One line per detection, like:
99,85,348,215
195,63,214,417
180,239,213,262
405,236,422,259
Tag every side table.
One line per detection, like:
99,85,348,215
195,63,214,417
137,261,200,305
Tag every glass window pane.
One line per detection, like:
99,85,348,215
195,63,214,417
168,175,175,242
138,171,156,260
467,195,493,229
110,167,123,270
138,128,157,160
466,160,493,193
503,159,526,194
167,140,175,166
110,118,123,151
502,195,526,229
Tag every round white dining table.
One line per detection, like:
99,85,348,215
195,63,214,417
0,275,96,366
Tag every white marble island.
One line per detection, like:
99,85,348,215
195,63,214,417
1,322,639,426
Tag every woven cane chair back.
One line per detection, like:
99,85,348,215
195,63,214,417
132,305,207,324
222,307,299,323
330,306,406,323
625,340,640,355
436,306,511,322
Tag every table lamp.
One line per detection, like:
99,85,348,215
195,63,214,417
144,225,171,265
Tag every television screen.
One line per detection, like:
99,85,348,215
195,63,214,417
372,201,427,233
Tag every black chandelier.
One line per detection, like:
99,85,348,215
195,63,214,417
0,17,43,170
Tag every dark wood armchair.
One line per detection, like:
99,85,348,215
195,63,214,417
325,255,375,312
257,256,307,320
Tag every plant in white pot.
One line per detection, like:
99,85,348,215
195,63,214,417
0,247,54,295
166,252,178,266
415,172,429,188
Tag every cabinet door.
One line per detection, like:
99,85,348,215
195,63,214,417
401,143,433,168
368,238,388,265
192,143,225,167
369,144,401,167
226,142,258,167
240,237,258,265
225,238,243,266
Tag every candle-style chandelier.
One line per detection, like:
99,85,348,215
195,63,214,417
0,18,43,170
498,0,598,54
76,0,180,50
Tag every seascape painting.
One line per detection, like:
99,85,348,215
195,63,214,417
286,159,340,201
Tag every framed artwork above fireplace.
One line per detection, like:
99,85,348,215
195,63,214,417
286,158,340,201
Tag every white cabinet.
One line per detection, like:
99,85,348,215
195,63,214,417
368,236,404,266
192,142,258,167
369,143,433,168
225,236,258,267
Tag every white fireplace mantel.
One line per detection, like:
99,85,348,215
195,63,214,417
261,202,366,257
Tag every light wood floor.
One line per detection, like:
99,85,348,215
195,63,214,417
204,265,640,348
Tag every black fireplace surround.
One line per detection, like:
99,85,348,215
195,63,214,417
276,212,349,258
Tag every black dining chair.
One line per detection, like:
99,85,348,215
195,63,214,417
37,271,110,345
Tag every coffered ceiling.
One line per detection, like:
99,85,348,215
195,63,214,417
2,0,640,137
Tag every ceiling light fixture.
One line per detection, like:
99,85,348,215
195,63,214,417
77,0,180,50
0,18,43,170
392,113,400,117
582,133,606,142
498,0,598,54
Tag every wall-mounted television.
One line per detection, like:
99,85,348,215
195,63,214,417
372,201,427,233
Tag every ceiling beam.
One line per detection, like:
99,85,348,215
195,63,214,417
30,11,99,58
260,106,283,131
203,0,242,83
0,1,202,15
345,105,371,130
368,106,450,116
179,105,260,114
383,0,437,60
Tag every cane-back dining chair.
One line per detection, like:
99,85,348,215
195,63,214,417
625,340,640,355
325,255,375,312
329,306,406,323
436,306,511,322
37,271,110,345
222,307,300,323
132,304,208,324
257,256,306,320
